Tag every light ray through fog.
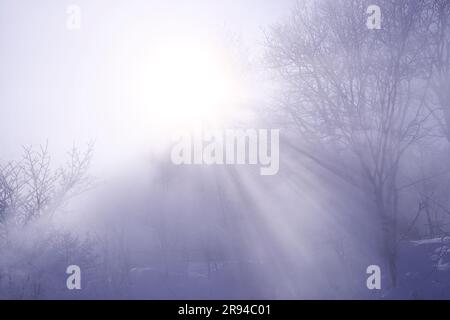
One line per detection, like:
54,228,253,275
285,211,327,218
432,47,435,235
2,0,448,300
68,138,375,298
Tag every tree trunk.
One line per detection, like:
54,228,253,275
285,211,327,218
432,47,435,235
375,186,398,288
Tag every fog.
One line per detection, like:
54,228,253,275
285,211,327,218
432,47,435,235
0,0,290,170
1,0,450,299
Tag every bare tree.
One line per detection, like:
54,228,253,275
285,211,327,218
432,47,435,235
421,0,450,142
265,0,434,286
0,143,93,237
0,143,95,298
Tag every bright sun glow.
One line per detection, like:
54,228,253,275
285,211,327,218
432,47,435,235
132,41,242,131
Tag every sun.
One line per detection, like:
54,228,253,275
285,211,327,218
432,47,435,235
132,40,241,131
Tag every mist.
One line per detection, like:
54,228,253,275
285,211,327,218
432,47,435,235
1,0,450,300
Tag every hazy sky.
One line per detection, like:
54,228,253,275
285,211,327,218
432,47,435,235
0,0,295,173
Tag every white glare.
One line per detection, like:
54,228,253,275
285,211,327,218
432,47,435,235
131,41,240,131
